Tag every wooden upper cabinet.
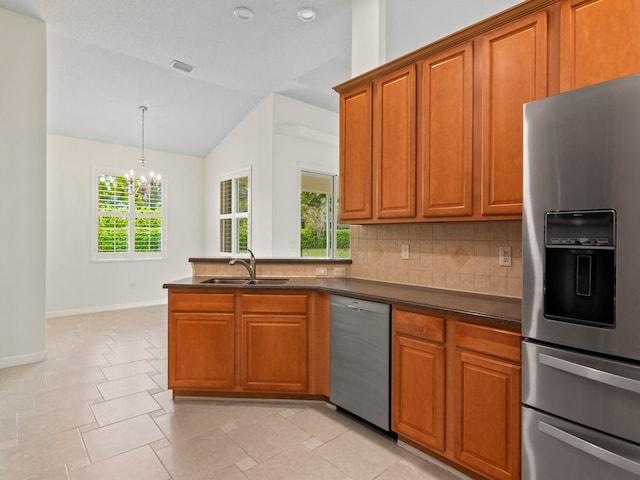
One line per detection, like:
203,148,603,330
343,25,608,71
480,10,548,216
373,65,417,219
339,84,373,222
336,0,640,223
560,0,640,91
418,43,473,218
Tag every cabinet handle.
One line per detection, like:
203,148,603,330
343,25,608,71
539,420,640,475
538,352,640,395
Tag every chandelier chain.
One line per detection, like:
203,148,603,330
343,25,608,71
140,105,147,168
126,105,160,199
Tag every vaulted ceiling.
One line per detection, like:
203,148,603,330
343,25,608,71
0,0,520,157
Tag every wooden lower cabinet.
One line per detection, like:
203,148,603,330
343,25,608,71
170,312,236,390
241,293,308,392
453,320,521,480
168,289,329,398
392,307,521,480
392,310,446,451
453,349,520,480
168,292,236,391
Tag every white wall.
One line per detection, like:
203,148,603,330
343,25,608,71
46,135,205,316
204,95,275,257
352,0,386,76
385,0,522,60
0,9,47,368
204,94,338,258
272,95,339,257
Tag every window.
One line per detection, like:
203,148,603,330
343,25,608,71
92,169,165,261
219,170,250,254
300,171,350,258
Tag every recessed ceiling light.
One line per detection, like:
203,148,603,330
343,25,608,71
171,60,194,74
297,7,317,22
234,6,254,21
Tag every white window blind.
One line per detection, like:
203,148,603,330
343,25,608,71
93,169,166,261
219,170,250,254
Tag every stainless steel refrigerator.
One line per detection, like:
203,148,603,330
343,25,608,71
522,73,640,479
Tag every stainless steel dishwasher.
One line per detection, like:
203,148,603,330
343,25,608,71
330,294,391,432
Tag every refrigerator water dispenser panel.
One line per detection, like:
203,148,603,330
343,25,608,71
544,210,616,327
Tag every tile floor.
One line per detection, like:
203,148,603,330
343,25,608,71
0,306,468,480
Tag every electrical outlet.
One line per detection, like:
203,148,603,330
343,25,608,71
315,267,328,276
401,244,410,260
499,246,512,267
333,267,346,276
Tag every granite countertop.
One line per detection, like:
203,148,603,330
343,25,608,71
164,276,521,329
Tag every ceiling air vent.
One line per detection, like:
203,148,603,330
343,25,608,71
171,60,194,74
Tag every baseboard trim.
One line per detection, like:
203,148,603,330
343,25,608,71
0,350,47,369
47,299,167,318
397,440,473,480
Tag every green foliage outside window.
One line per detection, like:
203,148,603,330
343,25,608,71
134,217,162,252
237,218,248,253
300,188,350,258
97,173,163,255
98,216,129,252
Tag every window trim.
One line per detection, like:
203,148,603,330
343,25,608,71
299,167,343,259
91,166,168,262
218,168,251,255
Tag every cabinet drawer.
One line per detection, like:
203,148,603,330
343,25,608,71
394,309,444,343
455,321,520,363
241,293,308,314
169,291,235,312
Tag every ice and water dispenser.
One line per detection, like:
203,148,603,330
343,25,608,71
544,210,616,327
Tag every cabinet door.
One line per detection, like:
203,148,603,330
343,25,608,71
242,314,308,392
339,84,373,222
453,321,521,480
168,312,235,390
418,42,473,218
481,11,548,216
453,350,520,480
560,0,640,91
373,65,417,219
241,293,308,392
392,335,445,451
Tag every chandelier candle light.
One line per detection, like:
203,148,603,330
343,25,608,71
126,105,161,198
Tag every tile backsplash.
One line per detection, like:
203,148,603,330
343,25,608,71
349,221,522,298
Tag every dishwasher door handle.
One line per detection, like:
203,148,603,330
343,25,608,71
346,304,365,312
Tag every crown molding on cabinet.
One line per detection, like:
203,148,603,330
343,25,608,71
334,0,557,93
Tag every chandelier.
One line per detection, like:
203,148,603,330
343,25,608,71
126,105,161,198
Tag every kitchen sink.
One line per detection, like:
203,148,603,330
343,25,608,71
201,277,289,285
243,278,289,285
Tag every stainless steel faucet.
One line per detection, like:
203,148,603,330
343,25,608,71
229,248,256,279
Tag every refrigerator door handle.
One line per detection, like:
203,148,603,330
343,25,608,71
538,352,640,394
538,420,640,475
